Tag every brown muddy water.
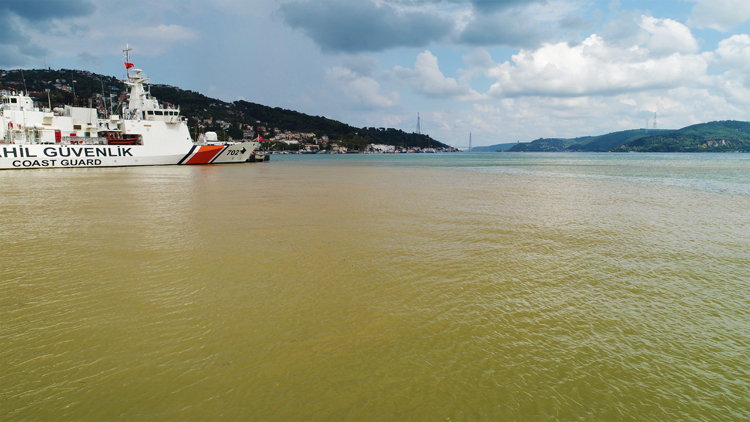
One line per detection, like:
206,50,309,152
1,153,749,420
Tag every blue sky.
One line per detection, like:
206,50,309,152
3,0,750,147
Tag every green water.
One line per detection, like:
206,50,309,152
1,153,749,420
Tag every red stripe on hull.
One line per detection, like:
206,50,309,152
185,146,225,164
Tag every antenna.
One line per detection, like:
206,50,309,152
653,111,657,130
20,69,27,93
100,78,107,116
416,113,421,135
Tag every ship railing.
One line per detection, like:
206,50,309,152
1,132,33,144
1,136,109,145
60,136,108,145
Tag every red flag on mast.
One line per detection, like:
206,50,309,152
124,62,134,69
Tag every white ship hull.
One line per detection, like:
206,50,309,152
0,141,259,169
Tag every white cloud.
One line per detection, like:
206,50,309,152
707,34,750,104
208,0,278,16
714,34,750,69
600,11,648,48
14,7,202,62
325,66,399,108
486,34,708,98
340,56,380,78
711,70,750,105
104,24,199,56
689,0,750,32
278,0,455,53
425,85,748,146
392,50,484,100
462,49,495,69
639,15,699,56
138,24,199,42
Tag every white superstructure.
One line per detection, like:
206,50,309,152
0,46,258,170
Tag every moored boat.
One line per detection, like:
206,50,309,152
0,45,258,170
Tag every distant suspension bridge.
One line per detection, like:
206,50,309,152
413,115,516,150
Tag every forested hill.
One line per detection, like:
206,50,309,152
508,122,750,152
508,136,590,152
150,87,445,149
468,142,525,152
614,121,750,152
509,129,672,152
0,68,445,150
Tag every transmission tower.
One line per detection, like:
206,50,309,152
416,113,421,135
653,111,657,130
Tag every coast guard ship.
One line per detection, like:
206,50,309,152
0,46,258,170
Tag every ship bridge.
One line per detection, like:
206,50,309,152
123,69,182,123
1,92,36,112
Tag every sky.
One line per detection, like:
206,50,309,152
3,0,750,147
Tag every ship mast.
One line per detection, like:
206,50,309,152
123,44,133,79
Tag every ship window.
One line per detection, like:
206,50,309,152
74,124,82,130
147,110,153,115
10,98,17,103
155,110,163,116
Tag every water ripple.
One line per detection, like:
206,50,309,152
1,156,750,420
